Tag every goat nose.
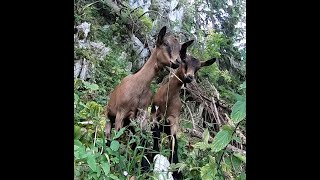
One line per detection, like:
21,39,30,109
187,74,193,80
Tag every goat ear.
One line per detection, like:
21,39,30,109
180,40,194,62
200,58,216,67
156,26,167,46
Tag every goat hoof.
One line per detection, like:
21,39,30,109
105,139,111,147
141,157,151,173
172,171,183,180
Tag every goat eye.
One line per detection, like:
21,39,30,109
163,42,168,46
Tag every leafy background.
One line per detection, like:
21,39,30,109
74,0,246,179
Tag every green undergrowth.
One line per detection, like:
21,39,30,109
74,1,246,179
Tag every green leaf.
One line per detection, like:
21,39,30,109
87,154,97,172
74,140,83,147
233,93,245,102
208,155,216,165
184,121,193,129
239,81,246,90
74,93,79,103
170,162,187,172
194,142,210,150
74,152,80,159
74,125,81,140
200,161,217,180
238,172,246,180
234,153,246,163
211,126,234,152
113,127,126,140
203,128,210,144
83,81,99,91
110,140,120,151
101,162,110,175
233,136,242,144
231,99,246,123
96,166,101,177
109,174,120,180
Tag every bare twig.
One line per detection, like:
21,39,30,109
93,125,98,147
183,101,196,129
78,121,94,125
211,97,221,126
206,79,220,100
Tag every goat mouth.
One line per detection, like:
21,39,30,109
184,78,193,83
170,62,179,69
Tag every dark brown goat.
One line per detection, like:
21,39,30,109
151,42,216,179
104,26,193,140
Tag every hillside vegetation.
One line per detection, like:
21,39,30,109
74,0,246,179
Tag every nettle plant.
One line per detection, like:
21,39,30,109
74,80,158,179
169,82,246,180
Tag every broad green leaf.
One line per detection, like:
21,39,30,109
74,152,80,159
233,136,242,144
111,157,120,164
234,153,246,163
239,81,246,90
238,172,246,180
109,174,120,180
74,125,81,140
74,145,80,151
233,93,245,102
96,166,101,177
203,128,210,144
231,99,246,123
113,127,126,140
101,162,110,175
211,126,233,152
83,81,99,91
79,151,88,159
208,155,216,165
74,140,83,147
88,84,99,90
87,154,97,172
110,140,120,151
194,142,210,150
227,155,242,174
170,162,187,172
75,167,80,176
74,93,79,103
200,162,217,180
184,121,193,129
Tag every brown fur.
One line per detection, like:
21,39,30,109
152,55,216,135
104,26,188,139
151,41,216,171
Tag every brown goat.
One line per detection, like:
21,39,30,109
151,42,216,179
104,26,192,140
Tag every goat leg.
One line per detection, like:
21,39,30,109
167,116,183,180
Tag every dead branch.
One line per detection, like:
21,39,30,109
211,97,221,126
182,100,195,129
186,81,231,112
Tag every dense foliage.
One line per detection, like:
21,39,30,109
74,0,246,179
